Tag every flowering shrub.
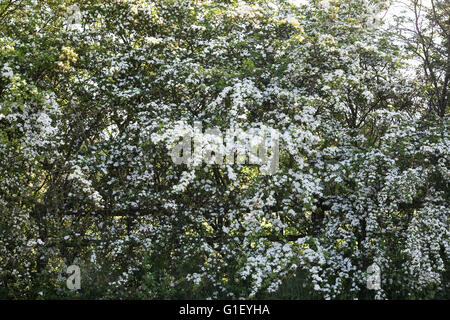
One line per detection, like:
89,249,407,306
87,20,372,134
0,0,448,299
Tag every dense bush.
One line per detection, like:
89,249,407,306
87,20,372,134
0,0,448,299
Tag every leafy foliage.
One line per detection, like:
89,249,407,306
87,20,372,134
0,0,448,299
